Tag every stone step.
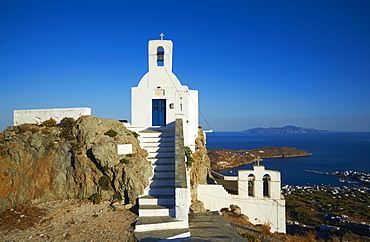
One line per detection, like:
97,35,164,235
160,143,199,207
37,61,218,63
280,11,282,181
135,216,188,232
139,205,173,217
139,195,175,206
148,152,175,158
135,229,190,241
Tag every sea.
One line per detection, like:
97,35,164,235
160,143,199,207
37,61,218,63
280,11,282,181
206,132,370,187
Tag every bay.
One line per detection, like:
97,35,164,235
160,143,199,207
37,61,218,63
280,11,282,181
206,132,370,187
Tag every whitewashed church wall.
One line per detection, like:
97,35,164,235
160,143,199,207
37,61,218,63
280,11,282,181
184,89,198,151
131,38,199,149
14,108,91,126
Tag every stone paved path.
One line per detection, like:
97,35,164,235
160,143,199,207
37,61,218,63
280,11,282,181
188,212,247,241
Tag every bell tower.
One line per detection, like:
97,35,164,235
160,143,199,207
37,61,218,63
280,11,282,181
148,33,173,72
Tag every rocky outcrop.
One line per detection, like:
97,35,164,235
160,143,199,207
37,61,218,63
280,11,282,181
208,146,312,170
189,127,213,213
0,116,152,213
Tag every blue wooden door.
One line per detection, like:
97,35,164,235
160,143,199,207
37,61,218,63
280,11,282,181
152,99,166,126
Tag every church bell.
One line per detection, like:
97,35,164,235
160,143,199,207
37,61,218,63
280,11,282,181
157,51,164,61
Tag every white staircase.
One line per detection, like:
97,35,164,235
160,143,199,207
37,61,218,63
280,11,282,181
134,129,190,241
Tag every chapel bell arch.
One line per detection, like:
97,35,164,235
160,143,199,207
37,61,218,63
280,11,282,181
157,46,164,66
263,174,271,197
248,174,255,197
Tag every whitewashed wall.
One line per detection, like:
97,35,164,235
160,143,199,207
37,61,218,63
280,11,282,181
198,166,286,233
14,107,91,125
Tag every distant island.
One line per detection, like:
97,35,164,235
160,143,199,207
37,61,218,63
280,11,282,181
241,125,330,134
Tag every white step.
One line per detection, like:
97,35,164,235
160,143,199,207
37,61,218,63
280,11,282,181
139,205,171,217
135,220,188,232
139,195,175,206
148,157,174,165
145,147,175,153
150,178,175,186
148,187,175,196
139,132,174,138
140,137,175,143
142,142,174,147
153,164,175,172
152,171,175,179
148,152,175,158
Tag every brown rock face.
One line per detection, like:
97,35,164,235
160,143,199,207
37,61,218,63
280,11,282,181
189,127,213,213
0,116,152,212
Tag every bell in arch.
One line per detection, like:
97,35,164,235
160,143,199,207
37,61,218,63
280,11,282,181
157,47,165,63
157,50,164,61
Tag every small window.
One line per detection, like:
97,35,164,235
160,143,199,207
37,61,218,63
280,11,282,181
157,47,164,66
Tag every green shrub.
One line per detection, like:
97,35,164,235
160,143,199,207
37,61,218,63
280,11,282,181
59,117,75,140
98,175,111,190
241,233,258,242
126,154,133,158
112,192,122,202
184,146,194,167
41,118,57,127
90,193,102,204
30,126,40,134
132,131,139,138
104,129,118,137
120,158,130,164
60,117,75,127
297,210,315,225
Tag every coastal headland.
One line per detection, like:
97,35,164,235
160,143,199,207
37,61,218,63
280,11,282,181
208,146,312,170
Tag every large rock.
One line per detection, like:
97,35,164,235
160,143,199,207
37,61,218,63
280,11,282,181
189,127,212,213
0,116,152,212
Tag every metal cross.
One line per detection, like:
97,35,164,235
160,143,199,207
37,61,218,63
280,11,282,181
160,33,164,40
255,156,263,165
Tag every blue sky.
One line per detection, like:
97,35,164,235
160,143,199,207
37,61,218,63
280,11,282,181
1,0,369,132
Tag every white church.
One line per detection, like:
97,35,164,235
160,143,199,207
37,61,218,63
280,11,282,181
12,34,286,240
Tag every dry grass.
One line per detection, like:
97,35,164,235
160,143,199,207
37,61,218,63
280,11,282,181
0,202,46,232
272,231,316,242
261,223,271,235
